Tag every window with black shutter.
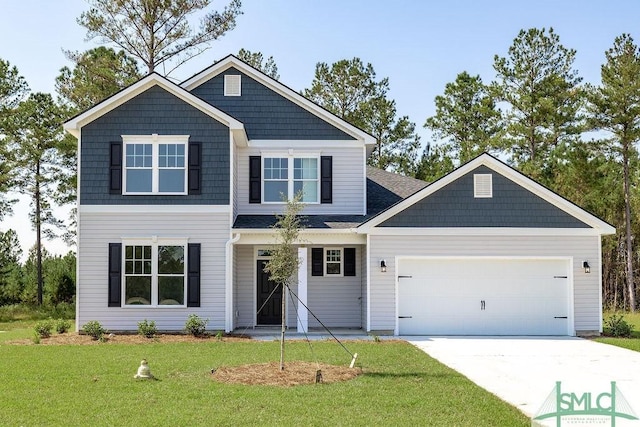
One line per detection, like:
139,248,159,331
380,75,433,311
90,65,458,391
110,142,122,194
188,142,202,195
320,156,332,204
249,156,261,203
108,243,122,306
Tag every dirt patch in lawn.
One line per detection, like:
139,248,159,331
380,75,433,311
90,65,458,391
6,332,253,345
212,361,362,387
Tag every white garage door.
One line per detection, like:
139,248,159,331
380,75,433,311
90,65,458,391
397,258,571,335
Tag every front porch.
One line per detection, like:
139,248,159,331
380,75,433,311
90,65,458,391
230,241,367,333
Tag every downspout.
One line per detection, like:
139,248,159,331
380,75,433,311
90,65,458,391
225,233,241,332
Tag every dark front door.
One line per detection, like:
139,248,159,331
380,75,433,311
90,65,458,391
256,260,282,325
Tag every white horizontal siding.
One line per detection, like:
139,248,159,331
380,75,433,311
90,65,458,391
234,245,254,327
307,246,363,328
236,145,365,215
78,211,230,331
368,235,600,333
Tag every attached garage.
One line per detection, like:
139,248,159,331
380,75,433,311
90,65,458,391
396,257,571,335
359,154,616,337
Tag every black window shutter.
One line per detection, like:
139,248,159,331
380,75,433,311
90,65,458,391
188,142,202,195
321,156,332,204
187,243,201,307
109,142,122,194
249,156,261,203
311,248,323,276
108,243,122,307
344,248,356,276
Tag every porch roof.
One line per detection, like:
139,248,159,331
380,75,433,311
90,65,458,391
233,167,429,230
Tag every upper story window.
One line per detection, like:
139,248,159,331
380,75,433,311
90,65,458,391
263,154,319,203
123,135,189,195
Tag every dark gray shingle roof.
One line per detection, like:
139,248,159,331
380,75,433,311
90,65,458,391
233,167,428,229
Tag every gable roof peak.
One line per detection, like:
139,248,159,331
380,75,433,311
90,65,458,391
63,71,246,144
180,54,376,146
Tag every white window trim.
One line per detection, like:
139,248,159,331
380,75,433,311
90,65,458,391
121,237,188,308
324,247,343,277
224,75,241,96
474,173,493,198
122,134,189,195
262,151,320,204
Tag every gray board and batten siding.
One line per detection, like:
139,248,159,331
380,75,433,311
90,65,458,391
379,165,591,228
189,67,355,140
80,85,231,205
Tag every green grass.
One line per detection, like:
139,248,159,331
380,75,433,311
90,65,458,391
0,336,529,426
595,311,640,352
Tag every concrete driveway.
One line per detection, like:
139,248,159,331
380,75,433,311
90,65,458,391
407,337,640,420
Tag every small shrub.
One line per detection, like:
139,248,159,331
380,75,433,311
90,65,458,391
605,314,634,338
32,333,41,344
215,330,224,341
34,319,54,338
184,314,208,337
82,320,107,340
138,319,157,338
55,319,72,334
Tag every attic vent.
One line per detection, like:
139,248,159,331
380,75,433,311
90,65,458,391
474,174,492,198
224,75,241,96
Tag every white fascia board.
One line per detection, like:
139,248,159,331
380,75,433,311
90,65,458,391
234,230,365,245
63,73,247,141
358,153,616,235
180,56,375,146
364,227,607,236
248,140,363,149
80,205,231,214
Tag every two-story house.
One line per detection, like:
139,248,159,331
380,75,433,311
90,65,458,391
64,55,614,336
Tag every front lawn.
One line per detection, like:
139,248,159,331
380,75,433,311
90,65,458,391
595,311,640,352
0,336,529,426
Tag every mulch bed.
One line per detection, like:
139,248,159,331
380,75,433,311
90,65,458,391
5,332,253,345
212,361,362,387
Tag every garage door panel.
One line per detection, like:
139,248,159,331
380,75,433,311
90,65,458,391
397,258,570,335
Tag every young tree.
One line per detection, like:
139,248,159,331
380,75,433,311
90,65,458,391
5,93,72,305
78,0,243,74
587,34,640,312
425,71,501,164
237,49,279,79
56,47,142,112
304,58,419,175
0,58,29,220
492,27,583,181
264,195,304,370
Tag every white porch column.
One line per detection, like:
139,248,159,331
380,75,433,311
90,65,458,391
297,247,308,333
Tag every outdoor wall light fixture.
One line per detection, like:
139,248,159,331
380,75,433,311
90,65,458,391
583,261,591,274
380,260,387,273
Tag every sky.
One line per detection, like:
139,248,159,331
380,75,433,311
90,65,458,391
1,0,639,259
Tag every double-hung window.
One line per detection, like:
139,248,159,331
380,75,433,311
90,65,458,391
325,248,343,276
263,154,319,203
123,135,188,194
123,239,187,307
